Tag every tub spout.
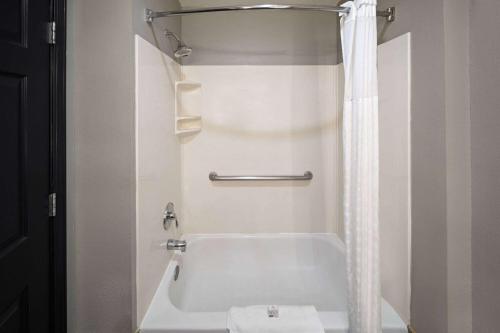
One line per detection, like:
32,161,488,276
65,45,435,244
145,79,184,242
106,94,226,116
167,239,187,252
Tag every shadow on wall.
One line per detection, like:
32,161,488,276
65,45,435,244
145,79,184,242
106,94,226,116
181,10,339,65
201,117,340,139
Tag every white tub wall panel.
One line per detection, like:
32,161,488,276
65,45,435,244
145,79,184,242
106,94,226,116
135,35,182,324
323,65,344,234
180,65,341,234
334,64,345,240
378,34,412,324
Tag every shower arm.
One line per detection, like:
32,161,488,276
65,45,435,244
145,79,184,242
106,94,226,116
145,4,395,23
165,31,181,43
164,31,183,48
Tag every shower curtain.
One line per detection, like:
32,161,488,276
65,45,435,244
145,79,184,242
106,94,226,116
340,1,381,332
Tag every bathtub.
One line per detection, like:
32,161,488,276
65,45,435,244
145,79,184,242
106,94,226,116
140,234,407,333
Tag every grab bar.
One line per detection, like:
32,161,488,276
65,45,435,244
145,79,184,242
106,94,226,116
208,171,313,181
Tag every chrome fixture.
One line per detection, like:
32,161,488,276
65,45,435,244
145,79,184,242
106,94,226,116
146,4,348,22
145,4,395,23
164,29,192,58
163,202,178,230
174,265,181,281
209,171,313,181
378,6,395,22
167,239,187,252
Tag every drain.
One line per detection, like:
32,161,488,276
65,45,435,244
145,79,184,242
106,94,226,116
174,265,180,281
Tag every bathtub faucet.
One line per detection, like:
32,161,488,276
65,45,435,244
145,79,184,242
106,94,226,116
166,239,187,252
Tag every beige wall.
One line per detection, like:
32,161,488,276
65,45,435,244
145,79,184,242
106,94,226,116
377,1,449,332
470,0,500,331
180,0,339,65
69,1,500,332
444,1,472,332
377,1,476,332
133,0,181,60
67,1,135,332
67,1,181,332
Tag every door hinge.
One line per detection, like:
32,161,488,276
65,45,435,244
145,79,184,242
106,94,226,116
47,21,56,44
49,193,57,217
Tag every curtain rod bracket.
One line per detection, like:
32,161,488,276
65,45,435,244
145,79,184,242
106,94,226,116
145,9,154,23
377,6,396,23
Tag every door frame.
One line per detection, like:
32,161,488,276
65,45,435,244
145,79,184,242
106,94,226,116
49,0,67,331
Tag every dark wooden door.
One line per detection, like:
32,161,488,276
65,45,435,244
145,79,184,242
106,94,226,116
0,0,53,332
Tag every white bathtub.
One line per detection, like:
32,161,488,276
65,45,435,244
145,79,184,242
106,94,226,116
140,234,407,333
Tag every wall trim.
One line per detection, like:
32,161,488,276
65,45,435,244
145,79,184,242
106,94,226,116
49,0,67,331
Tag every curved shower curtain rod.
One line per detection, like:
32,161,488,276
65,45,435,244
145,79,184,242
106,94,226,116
145,4,395,23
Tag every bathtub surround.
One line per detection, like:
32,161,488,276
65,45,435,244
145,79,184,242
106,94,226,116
180,65,342,234
134,35,183,324
340,1,381,332
135,36,411,327
377,34,412,324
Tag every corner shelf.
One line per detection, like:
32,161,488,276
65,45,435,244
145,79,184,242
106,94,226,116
175,81,202,136
176,128,202,135
176,115,202,121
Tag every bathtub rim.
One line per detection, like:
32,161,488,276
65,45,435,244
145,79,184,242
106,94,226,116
140,233,407,333
179,232,346,254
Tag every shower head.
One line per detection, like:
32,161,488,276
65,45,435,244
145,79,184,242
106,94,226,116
174,45,192,58
164,30,192,58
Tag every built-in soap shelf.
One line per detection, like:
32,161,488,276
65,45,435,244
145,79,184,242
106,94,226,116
175,80,202,135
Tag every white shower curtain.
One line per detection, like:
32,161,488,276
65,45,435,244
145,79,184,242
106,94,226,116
340,1,381,332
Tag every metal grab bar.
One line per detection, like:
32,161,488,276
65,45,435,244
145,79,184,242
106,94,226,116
209,171,313,181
